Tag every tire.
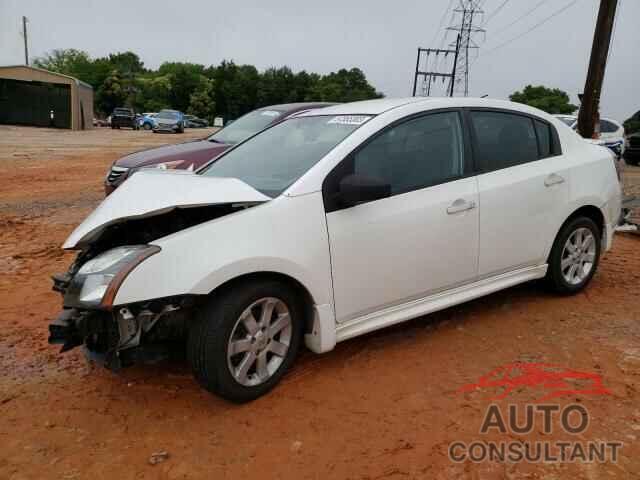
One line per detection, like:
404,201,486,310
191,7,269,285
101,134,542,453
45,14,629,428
143,123,152,131
545,216,601,295
188,280,304,403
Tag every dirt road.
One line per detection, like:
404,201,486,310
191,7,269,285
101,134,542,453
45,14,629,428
1,126,639,479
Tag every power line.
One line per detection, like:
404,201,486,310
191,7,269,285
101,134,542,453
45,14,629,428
491,0,552,37
431,0,456,45
484,0,580,54
482,0,511,26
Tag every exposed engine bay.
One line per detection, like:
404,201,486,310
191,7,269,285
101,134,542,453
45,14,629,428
48,203,253,370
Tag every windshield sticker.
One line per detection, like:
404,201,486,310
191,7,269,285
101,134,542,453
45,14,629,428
261,110,281,117
327,115,370,126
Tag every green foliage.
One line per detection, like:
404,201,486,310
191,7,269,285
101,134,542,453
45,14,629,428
33,49,96,84
189,78,216,122
509,85,578,115
310,68,384,103
623,111,640,134
32,49,383,117
624,120,640,135
96,70,128,114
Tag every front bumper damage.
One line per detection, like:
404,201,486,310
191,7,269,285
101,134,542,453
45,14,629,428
49,276,194,370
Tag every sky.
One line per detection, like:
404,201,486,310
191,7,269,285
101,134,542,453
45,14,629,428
1,0,638,121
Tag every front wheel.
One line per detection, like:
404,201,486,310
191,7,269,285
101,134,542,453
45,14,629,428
545,216,601,294
188,280,303,402
143,123,152,130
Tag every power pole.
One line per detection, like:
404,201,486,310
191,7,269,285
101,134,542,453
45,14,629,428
22,16,29,65
577,0,619,139
412,43,459,97
447,0,484,96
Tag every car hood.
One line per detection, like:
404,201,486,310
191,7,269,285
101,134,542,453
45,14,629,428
63,169,270,249
113,140,230,169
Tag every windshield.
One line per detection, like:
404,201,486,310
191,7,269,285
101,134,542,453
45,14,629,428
208,109,285,145
201,115,372,197
157,111,180,120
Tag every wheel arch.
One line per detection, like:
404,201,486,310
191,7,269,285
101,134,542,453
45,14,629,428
546,203,606,262
204,270,336,354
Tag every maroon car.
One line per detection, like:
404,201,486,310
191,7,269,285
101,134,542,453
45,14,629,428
104,103,335,194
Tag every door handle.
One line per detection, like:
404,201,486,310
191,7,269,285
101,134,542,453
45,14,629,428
447,198,476,214
544,173,565,187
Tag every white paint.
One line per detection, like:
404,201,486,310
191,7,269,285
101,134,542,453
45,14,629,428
64,97,622,355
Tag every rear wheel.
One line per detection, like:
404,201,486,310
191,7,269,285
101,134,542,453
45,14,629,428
188,280,303,402
143,123,152,130
545,216,601,294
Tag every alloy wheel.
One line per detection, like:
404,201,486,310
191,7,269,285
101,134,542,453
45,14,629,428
226,297,292,387
560,227,597,285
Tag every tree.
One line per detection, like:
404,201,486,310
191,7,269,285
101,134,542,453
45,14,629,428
188,78,216,121
158,62,207,112
106,52,145,75
35,49,385,119
96,70,127,114
624,111,640,134
134,75,172,112
509,85,578,114
33,49,97,84
309,68,383,103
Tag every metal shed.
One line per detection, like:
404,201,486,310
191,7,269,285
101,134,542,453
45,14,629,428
0,65,94,130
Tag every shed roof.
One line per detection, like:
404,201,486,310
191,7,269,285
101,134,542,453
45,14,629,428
0,65,93,89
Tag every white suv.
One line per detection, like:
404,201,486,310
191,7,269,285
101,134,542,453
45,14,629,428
50,98,621,402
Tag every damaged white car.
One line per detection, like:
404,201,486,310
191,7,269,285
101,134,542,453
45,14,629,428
49,98,621,402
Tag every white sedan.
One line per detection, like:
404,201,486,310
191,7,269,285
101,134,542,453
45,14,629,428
555,114,625,158
49,98,621,402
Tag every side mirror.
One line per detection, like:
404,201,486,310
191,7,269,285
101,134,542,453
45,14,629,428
337,173,391,208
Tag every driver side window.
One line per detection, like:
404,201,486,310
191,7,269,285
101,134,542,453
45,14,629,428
352,111,465,196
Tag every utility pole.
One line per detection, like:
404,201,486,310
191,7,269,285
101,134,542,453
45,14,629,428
22,16,29,65
577,0,618,139
412,44,459,97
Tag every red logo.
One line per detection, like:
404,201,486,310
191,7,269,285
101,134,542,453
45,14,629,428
458,362,612,402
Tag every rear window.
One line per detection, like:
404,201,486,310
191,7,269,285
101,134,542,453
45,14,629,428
600,120,618,134
470,111,538,171
534,120,552,159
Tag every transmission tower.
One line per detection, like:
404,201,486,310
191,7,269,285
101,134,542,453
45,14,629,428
446,0,485,96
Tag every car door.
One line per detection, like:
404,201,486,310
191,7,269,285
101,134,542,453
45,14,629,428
323,110,479,324
468,110,570,278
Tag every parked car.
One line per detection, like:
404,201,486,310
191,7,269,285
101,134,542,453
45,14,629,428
110,108,139,130
184,115,209,128
152,109,185,134
554,114,625,157
624,131,640,166
138,112,157,130
49,97,621,402
104,103,335,194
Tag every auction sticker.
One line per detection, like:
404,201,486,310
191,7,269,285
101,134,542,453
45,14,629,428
327,115,370,126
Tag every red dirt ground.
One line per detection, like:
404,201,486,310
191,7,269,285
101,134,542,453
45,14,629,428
1,126,639,479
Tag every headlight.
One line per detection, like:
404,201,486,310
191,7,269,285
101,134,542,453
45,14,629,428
66,245,160,309
155,160,186,170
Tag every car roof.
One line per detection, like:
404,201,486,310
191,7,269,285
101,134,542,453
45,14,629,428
258,102,336,114
297,97,563,117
